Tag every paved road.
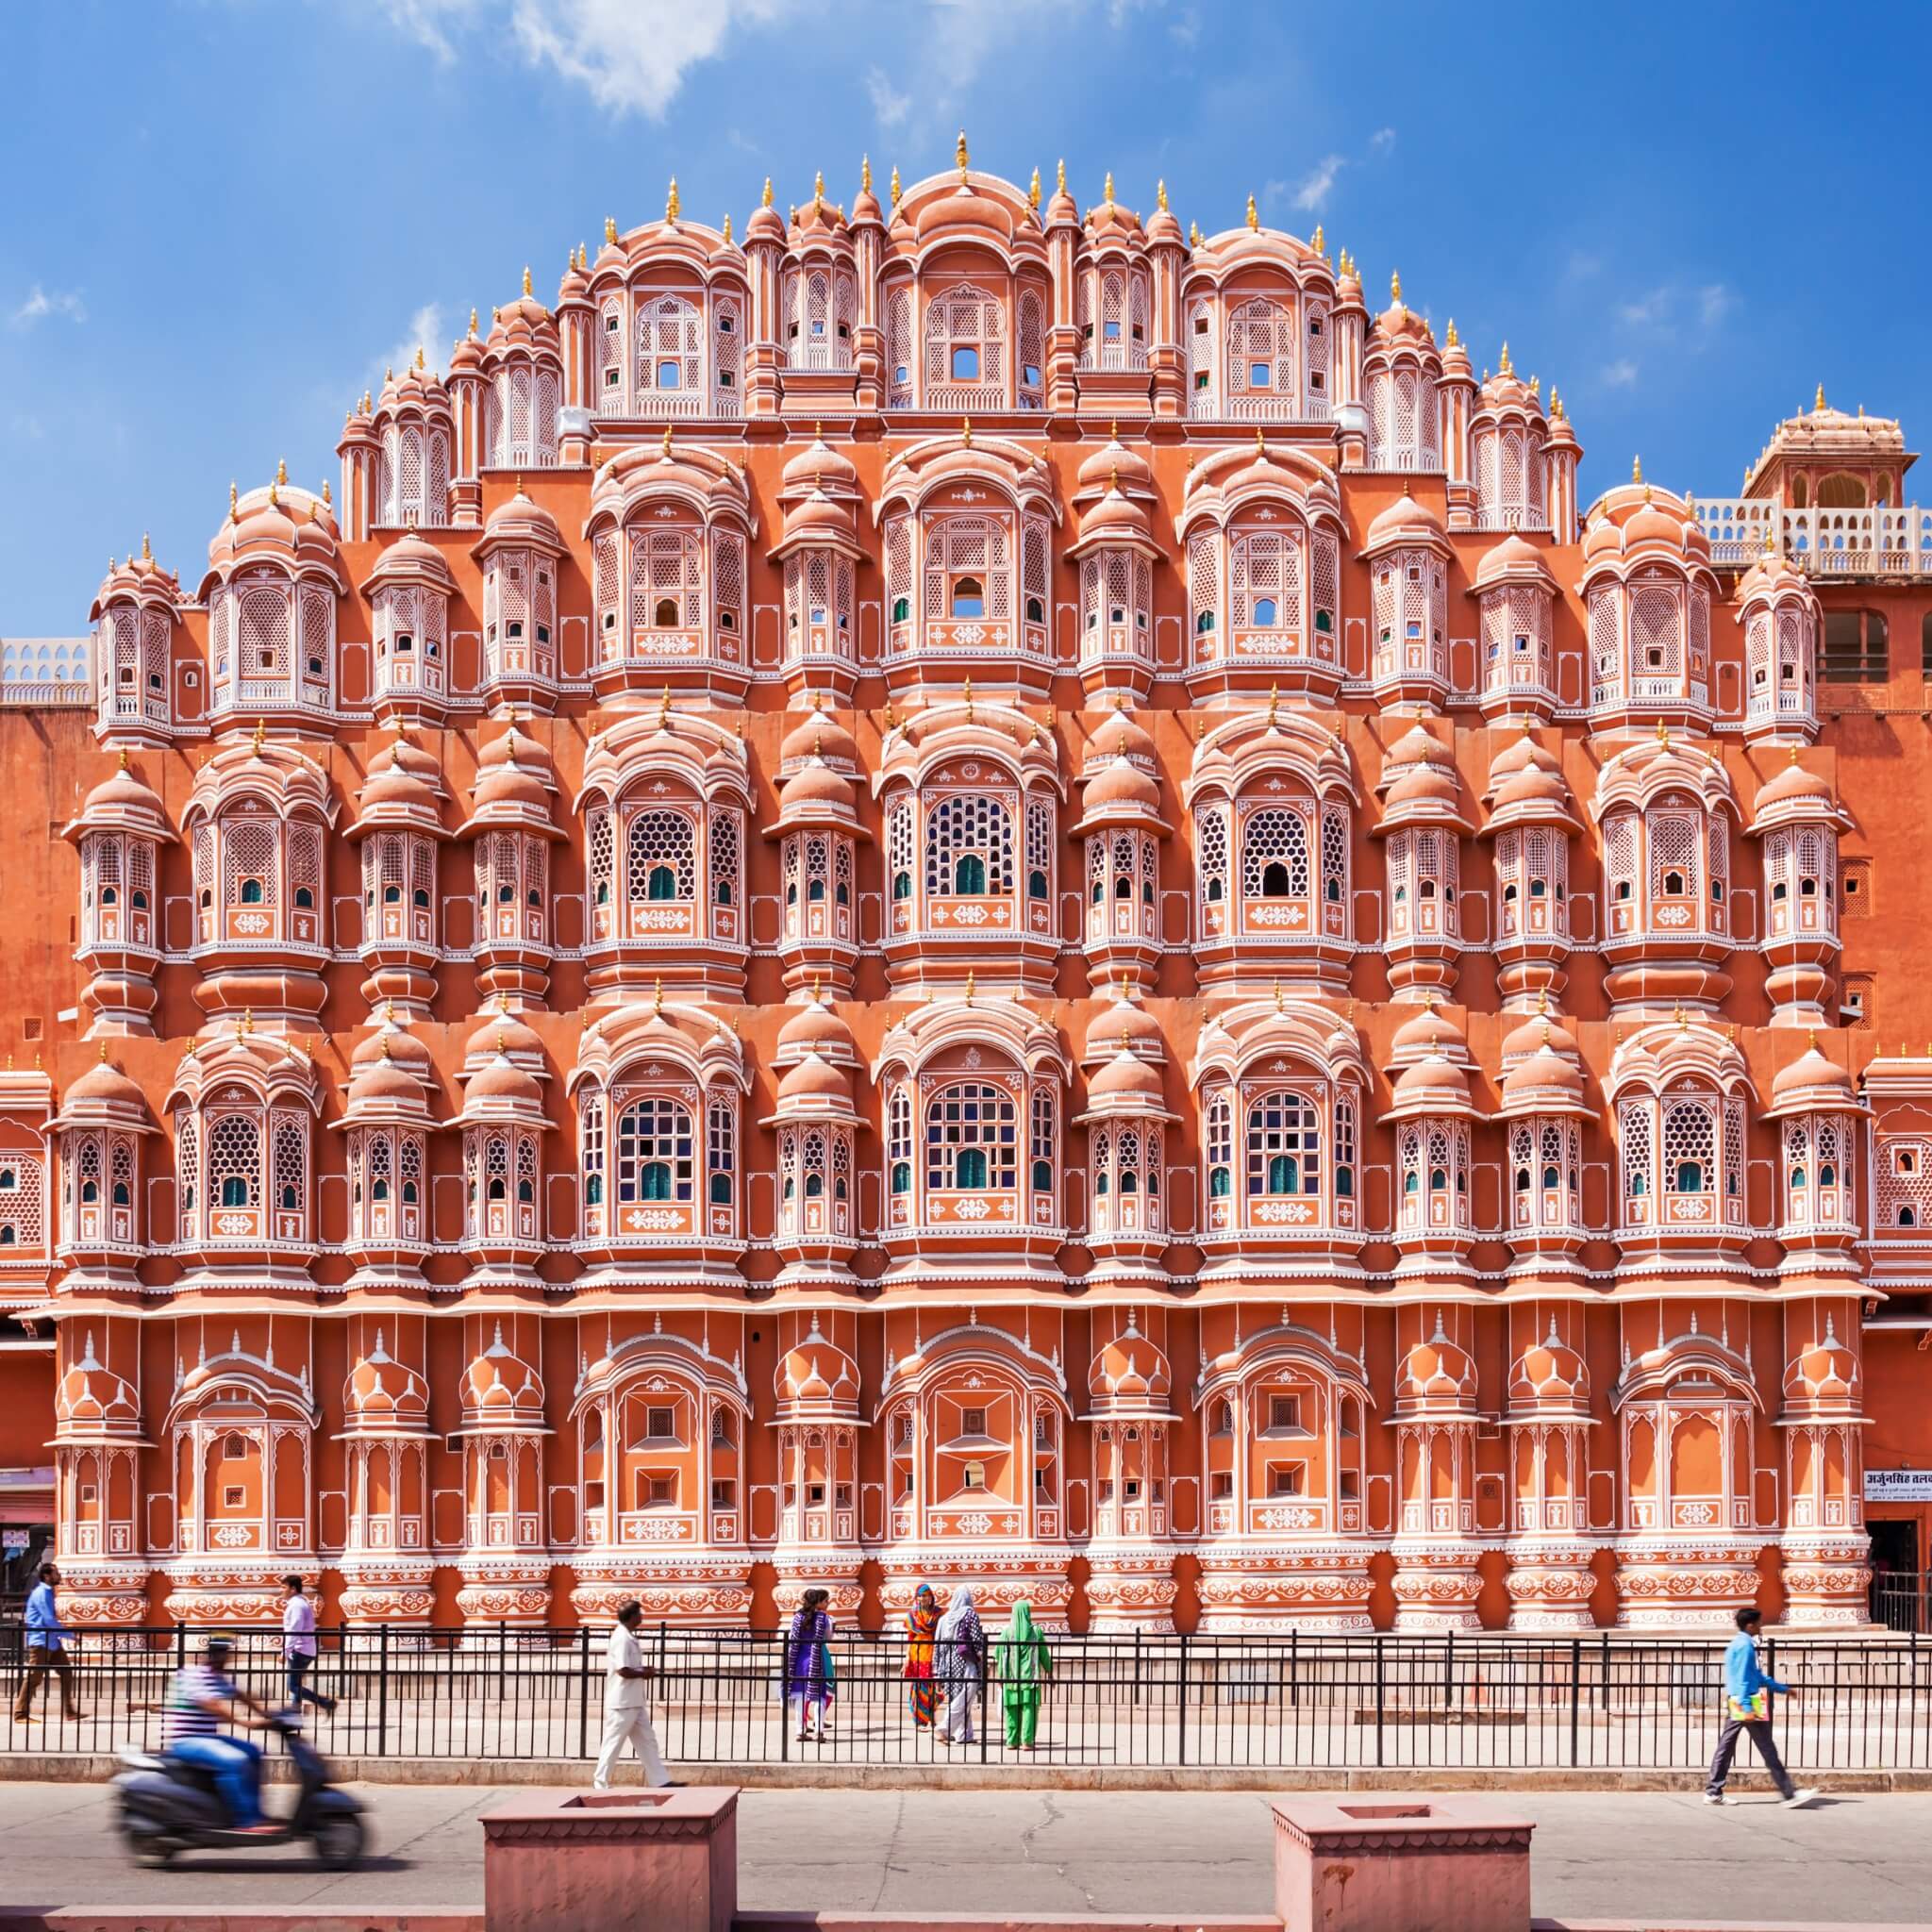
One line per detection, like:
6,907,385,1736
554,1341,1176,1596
1,1784,1929,1924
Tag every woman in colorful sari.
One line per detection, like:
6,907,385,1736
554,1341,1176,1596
785,1588,834,1742
933,1585,983,1745
902,1583,940,1726
994,1598,1053,1749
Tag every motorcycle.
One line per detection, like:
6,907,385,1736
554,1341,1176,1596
112,1711,366,1870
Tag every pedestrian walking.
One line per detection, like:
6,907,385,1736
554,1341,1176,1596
786,1588,835,1741
902,1582,941,1727
280,1574,336,1717
11,1561,80,1724
592,1599,669,1790
994,1597,1052,1750
933,1584,982,1746
1706,1605,1818,1808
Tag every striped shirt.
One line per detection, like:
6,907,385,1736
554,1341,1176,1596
162,1665,233,1743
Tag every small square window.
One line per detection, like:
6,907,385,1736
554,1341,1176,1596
646,1405,675,1441
1268,1394,1302,1434
223,1486,245,1508
951,343,980,381
959,1405,988,1438
647,1474,676,1507
1267,1462,1305,1498
710,1478,735,1508
658,358,681,389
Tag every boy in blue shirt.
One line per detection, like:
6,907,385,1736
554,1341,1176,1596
1706,1605,1818,1807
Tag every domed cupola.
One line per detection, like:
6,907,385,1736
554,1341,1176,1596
63,752,177,1039
1383,1002,1481,1276
1480,728,1579,1009
763,988,861,1284
1069,451,1161,698
455,1012,552,1289
1363,273,1443,473
91,536,182,747
460,723,566,1012
767,707,863,997
1470,343,1551,535
471,483,567,711
201,469,346,731
1373,722,1471,1002
369,350,455,530
1473,532,1560,721
1360,489,1453,703
1578,468,1720,732
771,431,864,701
1747,749,1853,1028
344,732,450,1021
1076,986,1178,1284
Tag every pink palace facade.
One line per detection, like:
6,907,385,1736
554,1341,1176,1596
8,145,1932,1638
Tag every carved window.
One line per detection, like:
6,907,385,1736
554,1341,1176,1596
1246,1090,1321,1198
924,1081,1018,1192
625,808,696,903
616,1097,695,1205
925,793,1014,899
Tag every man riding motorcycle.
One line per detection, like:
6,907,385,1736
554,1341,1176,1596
133,1636,279,1832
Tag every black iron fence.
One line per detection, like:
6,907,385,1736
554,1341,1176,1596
7,1624,1932,1774
1873,1572,1932,1635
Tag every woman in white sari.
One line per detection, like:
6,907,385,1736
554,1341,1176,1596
932,1586,983,1744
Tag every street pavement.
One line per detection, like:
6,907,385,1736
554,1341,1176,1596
1,1782,1929,1924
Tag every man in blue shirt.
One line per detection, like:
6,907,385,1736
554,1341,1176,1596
1706,1606,1817,1807
10,1561,81,1724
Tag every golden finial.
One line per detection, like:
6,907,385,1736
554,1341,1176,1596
1312,222,1324,254
361,390,372,413
722,212,733,244
964,971,976,1007
1766,523,1778,555
1499,341,1512,375
1274,977,1285,1014
275,456,288,488
890,164,901,206
810,973,824,1004
1390,270,1402,305
1104,171,1114,205
1256,426,1266,455
321,479,331,508
412,343,425,372
861,154,873,192
962,673,974,722
97,1039,109,1065
117,748,129,773
1674,1000,1687,1029
604,214,617,243
1537,987,1549,1016
661,424,674,458
1266,682,1281,728
1158,178,1169,212
960,416,973,449
658,684,673,728
1632,454,1642,485
652,976,664,1016
1057,158,1066,194
251,718,266,753
140,530,151,562
1445,318,1458,347
1108,463,1121,493
1815,383,1826,411
516,264,529,297
240,1008,254,1036
1655,718,1669,745
1027,166,1041,210
811,170,824,208
956,128,969,175
1245,192,1258,231
884,699,898,732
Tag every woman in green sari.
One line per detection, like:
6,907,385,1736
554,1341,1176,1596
993,1598,1052,1749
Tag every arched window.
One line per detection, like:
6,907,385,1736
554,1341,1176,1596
616,1097,694,1205
1247,1091,1321,1198
924,1082,1018,1194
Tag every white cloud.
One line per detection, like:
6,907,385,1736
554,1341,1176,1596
1169,5,1200,44
380,302,446,383
1618,287,1671,326
1369,125,1396,153
1564,249,1603,283
11,285,86,328
1697,282,1733,326
1292,154,1345,212
369,0,790,118
866,65,911,127
1600,358,1639,389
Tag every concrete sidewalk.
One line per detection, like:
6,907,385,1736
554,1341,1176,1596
0,1783,1928,1925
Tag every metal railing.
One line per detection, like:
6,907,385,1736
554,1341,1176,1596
1873,1572,1932,1635
6,1624,1930,1773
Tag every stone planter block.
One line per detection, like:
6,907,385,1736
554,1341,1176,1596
1271,1797,1534,1932
482,1786,738,1932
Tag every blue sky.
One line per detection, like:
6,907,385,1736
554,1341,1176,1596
4,0,1927,635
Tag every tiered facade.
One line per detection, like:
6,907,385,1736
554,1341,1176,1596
8,152,1930,1636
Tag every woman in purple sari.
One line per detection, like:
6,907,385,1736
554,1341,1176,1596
785,1588,835,1742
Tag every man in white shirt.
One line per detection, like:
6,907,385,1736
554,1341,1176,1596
281,1574,336,1716
592,1599,669,1790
